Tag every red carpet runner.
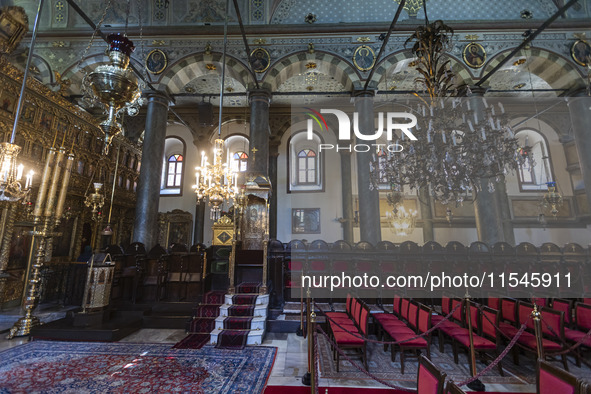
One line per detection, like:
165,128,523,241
216,283,261,350
173,290,225,349
263,387,527,394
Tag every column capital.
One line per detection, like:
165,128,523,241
143,90,170,107
248,89,272,104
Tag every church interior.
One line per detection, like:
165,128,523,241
0,0,590,392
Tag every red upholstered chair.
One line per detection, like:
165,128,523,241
537,360,579,394
450,303,504,376
552,298,573,327
487,297,500,310
325,294,352,320
333,302,370,372
565,302,591,367
417,354,446,394
391,302,431,374
445,381,467,394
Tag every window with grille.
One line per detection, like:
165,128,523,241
166,154,183,188
297,149,317,184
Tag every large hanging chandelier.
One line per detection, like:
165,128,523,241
372,20,527,205
192,0,237,220
194,139,237,220
386,192,417,236
84,182,105,222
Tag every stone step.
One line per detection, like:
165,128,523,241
214,315,266,331
224,293,269,306
209,328,265,346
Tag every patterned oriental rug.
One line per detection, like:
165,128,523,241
0,341,276,393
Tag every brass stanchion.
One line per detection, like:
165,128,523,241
532,303,545,360
310,308,317,393
302,288,312,386
296,285,304,336
465,291,485,391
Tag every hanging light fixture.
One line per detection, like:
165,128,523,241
193,0,237,220
386,192,417,236
85,182,105,222
0,3,39,203
371,16,525,205
81,1,143,155
542,181,562,217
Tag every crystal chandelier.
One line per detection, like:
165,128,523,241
192,2,238,220
371,20,525,205
386,192,417,236
194,139,238,220
542,181,562,217
84,182,105,221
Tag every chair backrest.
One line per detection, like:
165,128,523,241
445,381,467,394
552,299,572,324
540,307,564,340
537,360,578,394
417,354,446,394
393,295,402,315
518,301,535,330
451,298,463,323
534,297,547,308
418,304,432,334
351,298,360,321
501,298,517,324
481,306,499,341
575,302,591,331
359,304,370,336
345,294,352,315
441,296,451,315
466,301,479,332
408,301,420,330
400,298,410,321
487,297,500,310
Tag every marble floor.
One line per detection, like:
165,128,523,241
0,326,540,392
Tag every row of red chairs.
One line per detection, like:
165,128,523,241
325,295,370,372
373,295,432,373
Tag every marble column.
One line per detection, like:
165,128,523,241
268,142,280,239
339,150,354,243
354,91,381,245
133,91,169,250
567,91,591,213
469,87,514,245
248,89,272,176
418,186,434,242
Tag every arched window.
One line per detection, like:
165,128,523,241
166,154,183,187
161,136,186,196
516,130,553,191
232,151,248,172
288,131,323,192
297,149,317,184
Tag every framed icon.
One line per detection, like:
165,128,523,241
463,42,486,69
292,208,321,234
145,49,167,75
250,47,270,73
353,45,376,71
571,40,590,67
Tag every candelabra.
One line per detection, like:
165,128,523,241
8,142,75,338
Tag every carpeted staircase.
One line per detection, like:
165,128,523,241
175,283,268,350
211,282,269,349
173,290,225,349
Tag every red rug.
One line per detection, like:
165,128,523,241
236,282,262,293
216,329,250,350
229,305,256,316
172,333,210,349
224,317,253,329
233,294,258,304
